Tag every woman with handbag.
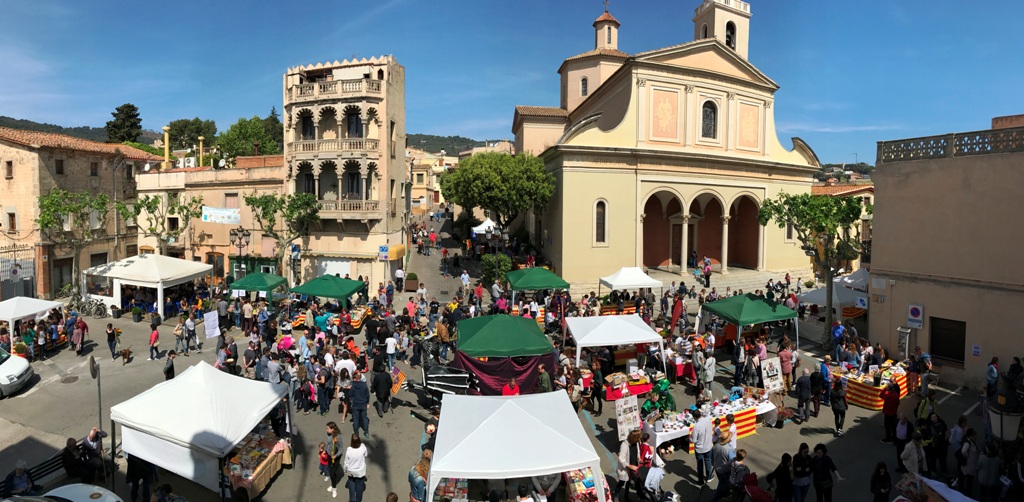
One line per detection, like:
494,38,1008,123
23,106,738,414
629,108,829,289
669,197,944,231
325,422,343,498
615,430,643,501
343,433,368,502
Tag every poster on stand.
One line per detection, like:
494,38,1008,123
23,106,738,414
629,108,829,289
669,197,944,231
761,356,783,392
615,395,641,441
204,311,220,339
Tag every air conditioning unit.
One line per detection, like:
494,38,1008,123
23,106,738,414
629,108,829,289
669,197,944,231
184,157,196,168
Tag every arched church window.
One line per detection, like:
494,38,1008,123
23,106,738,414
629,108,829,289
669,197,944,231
701,24,708,39
606,26,612,44
726,22,736,50
595,200,607,244
701,101,718,139
581,77,589,97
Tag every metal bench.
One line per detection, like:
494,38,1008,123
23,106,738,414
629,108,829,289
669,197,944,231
0,441,109,497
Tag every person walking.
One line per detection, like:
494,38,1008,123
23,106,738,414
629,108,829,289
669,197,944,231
869,462,892,502
949,416,968,474
830,380,848,436
894,413,912,473
325,422,343,499
779,341,795,392
147,324,160,361
792,443,813,502
371,367,393,418
105,323,118,361
691,409,715,485
796,368,813,422
349,371,371,439
409,454,431,502
986,357,999,397
766,452,795,502
958,428,979,495
710,431,736,502
343,433,368,502
880,377,901,443
163,351,176,380
926,412,949,476
615,430,642,500
811,443,842,502
901,432,928,476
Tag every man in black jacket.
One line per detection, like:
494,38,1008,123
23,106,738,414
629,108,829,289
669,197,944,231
372,369,393,417
349,371,372,439
795,368,813,422
809,368,825,418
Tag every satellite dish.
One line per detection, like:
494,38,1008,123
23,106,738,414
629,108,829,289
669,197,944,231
218,159,226,167
143,163,151,172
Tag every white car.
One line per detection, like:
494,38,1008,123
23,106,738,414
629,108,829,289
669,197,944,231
1,484,123,502
0,348,33,398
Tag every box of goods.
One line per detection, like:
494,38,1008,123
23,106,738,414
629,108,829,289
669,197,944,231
606,373,627,387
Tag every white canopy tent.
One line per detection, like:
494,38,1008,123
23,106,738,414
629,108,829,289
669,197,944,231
111,362,287,492
566,315,666,370
798,285,864,325
0,297,63,326
599,267,664,290
833,268,869,291
82,254,213,318
471,218,497,234
428,392,606,502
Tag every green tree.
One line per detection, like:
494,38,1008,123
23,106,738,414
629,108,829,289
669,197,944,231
759,192,865,348
167,117,218,150
481,253,512,286
440,152,554,228
217,116,281,162
243,193,320,281
37,189,110,301
262,107,284,151
115,194,204,255
104,103,143,143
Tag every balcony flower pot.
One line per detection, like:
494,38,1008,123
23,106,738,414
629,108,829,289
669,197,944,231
131,307,143,323
405,273,419,293
111,306,122,320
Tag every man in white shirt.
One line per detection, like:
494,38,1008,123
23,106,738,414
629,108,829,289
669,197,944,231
460,270,470,289
689,409,715,485
384,335,398,370
336,351,357,377
394,268,405,292
529,299,539,318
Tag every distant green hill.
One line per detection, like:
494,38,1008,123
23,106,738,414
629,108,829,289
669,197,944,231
0,116,161,143
408,133,484,155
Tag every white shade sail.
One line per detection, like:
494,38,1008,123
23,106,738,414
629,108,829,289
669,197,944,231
111,361,286,457
83,253,212,289
0,296,63,326
798,285,862,308
833,268,869,291
599,267,664,290
428,393,605,502
471,218,496,234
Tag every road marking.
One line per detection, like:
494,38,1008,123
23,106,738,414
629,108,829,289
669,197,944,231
964,402,980,416
582,410,618,466
937,386,960,405
13,359,90,399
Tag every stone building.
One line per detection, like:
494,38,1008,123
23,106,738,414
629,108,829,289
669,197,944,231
869,122,1024,387
513,0,820,285
282,56,408,283
0,127,161,299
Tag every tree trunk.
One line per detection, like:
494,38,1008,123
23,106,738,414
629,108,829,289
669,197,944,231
822,262,836,351
71,248,83,302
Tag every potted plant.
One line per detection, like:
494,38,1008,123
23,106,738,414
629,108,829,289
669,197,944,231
110,305,121,320
405,273,419,292
131,307,143,323
804,280,815,289
151,311,161,327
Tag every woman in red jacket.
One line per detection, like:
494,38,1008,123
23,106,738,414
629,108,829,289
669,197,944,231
879,378,901,443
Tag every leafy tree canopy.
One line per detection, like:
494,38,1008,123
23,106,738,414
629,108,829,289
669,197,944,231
217,116,281,161
122,141,176,161
37,189,111,299
759,192,865,347
105,103,143,143
262,107,284,151
408,133,482,155
243,193,320,272
439,152,554,227
115,194,203,255
168,117,217,149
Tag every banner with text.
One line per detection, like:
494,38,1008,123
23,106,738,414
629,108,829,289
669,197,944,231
615,395,641,441
201,206,241,225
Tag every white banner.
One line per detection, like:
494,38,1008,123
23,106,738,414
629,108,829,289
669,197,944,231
761,356,783,393
615,395,641,441
203,311,220,339
201,206,241,225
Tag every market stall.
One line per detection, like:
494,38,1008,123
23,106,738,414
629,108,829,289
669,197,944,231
428,392,607,502
831,364,908,410
797,284,865,324
230,272,287,293
597,267,663,303
565,315,666,401
833,268,869,292
111,362,290,499
505,267,570,308
452,315,556,395
82,254,213,319
0,297,63,326
290,275,364,306
641,393,777,450
700,293,798,350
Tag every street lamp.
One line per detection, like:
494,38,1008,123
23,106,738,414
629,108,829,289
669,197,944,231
229,227,250,258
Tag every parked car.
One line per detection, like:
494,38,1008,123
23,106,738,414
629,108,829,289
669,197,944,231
0,348,33,398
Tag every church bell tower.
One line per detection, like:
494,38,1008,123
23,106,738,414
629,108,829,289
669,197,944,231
692,0,752,60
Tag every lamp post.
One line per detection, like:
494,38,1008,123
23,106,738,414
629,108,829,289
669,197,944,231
229,227,250,277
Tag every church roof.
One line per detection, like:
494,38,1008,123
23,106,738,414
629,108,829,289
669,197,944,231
515,106,569,118
593,11,620,27
563,47,630,64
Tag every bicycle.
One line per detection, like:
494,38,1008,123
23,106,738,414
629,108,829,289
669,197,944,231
87,299,108,319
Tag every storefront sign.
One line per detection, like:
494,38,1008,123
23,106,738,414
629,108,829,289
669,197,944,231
201,206,241,225
615,395,640,441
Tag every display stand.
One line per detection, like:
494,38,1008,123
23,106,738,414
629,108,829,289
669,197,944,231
831,368,908,410
223,426,292,501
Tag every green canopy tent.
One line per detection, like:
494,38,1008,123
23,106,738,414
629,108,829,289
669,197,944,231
291,275,364,306
699,293,801,350
505,268,570,321
455,314,553,357
229,272,287,293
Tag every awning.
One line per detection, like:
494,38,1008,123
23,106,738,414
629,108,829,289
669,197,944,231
389,244,407,261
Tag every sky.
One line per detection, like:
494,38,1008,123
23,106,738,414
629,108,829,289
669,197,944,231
2,0,1023,165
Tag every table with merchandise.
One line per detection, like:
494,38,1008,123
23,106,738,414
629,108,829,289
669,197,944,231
604,372,653,401
641,393,775,451
223,423,292,500
830,361,907,411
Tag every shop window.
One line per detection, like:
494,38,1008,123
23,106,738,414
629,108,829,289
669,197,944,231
930,317,966,365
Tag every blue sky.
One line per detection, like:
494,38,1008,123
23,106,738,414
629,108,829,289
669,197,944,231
2,0,1022,164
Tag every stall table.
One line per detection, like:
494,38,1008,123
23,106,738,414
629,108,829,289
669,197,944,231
832,371,907,411
224,430,292,501
605,382,653,401
509,305,547,327
642,403,772,452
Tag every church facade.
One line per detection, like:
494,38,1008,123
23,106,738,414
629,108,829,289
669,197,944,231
513,0,820,284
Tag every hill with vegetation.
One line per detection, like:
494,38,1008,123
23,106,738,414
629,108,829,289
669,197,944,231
408,133,484,155
816,162,874,181
0,116,161,143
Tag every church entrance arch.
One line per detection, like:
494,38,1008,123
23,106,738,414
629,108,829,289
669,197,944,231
642,191,684,271
688,193,725,266
728,195,760,270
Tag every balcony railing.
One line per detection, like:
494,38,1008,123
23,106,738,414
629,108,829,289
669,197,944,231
877,126,1024,164
288,138,380,154
287,78,383,102
319,199,381,219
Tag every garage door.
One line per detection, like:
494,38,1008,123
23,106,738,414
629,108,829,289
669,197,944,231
317,258,351,278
